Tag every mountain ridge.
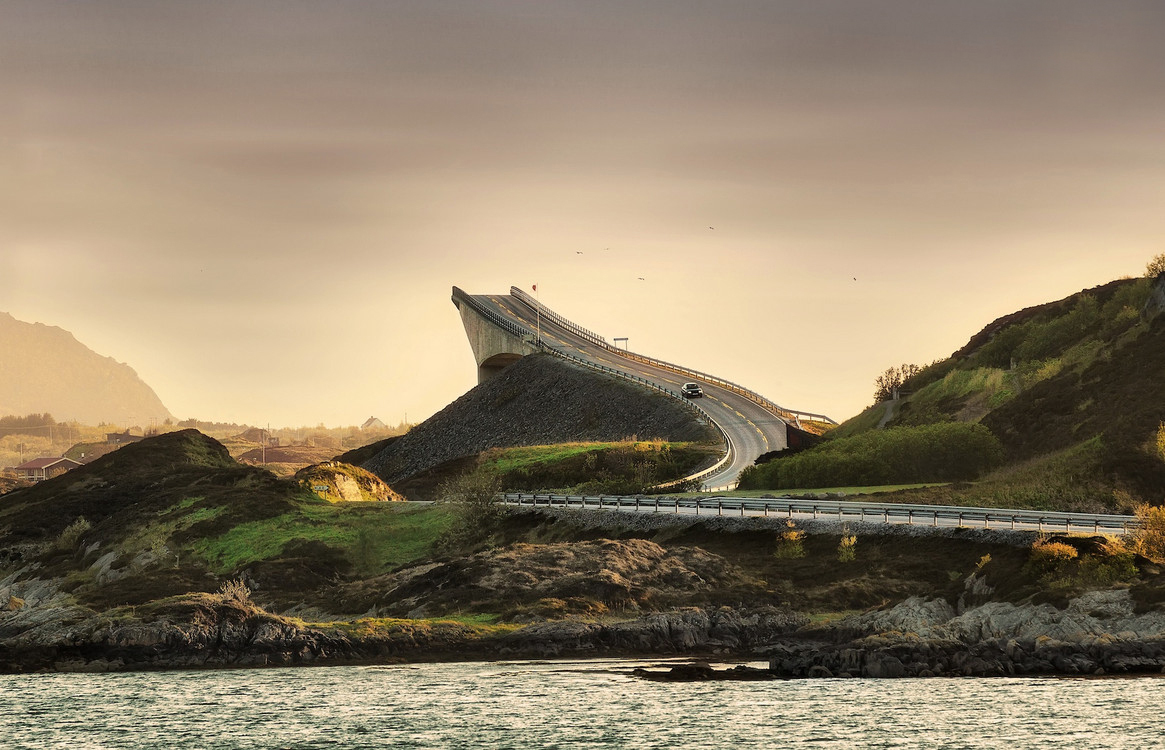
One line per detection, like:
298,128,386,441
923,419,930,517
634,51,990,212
0,311,172,425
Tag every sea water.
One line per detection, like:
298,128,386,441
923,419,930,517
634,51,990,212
2,659,1163,749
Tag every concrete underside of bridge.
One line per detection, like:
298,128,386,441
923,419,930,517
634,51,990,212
454,295,539,383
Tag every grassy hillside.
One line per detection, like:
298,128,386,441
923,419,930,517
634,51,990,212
746,274,1165,509
0,431,451,610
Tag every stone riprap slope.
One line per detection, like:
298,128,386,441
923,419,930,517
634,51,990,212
364,354,717,484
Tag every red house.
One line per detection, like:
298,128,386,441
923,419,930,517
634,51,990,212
14,457,83,482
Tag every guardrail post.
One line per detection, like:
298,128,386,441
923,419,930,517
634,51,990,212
907,509,913,525
957,512,962,528
1038,519,1043,532
741,503,745,517
718,501,722,516
933,512,938,527
813,506,818,519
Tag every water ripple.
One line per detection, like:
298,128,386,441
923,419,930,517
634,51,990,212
3,662,1165,749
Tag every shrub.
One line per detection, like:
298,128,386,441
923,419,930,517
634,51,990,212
217,578,252,604
1157,422,1165,463
1130,504,1165,563
1026,538,1079,578
739,422,1003,490
837,532,857,563
1147,253,1165,278
436,470,505,549
774,520,806,560
56,517,91,551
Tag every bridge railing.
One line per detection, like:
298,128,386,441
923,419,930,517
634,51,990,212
508,286,836,427
500,493,1138,533
453,286,537,341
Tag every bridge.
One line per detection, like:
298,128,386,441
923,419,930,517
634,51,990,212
452,285,836,490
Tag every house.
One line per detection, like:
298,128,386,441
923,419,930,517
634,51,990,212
361,416,387,430
14,457,84,482
106,430,145,446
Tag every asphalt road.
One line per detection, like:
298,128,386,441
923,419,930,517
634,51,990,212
471,292,787,489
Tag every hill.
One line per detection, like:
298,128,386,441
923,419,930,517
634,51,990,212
363,353,718,485
0,312,172,425
745,272,1165,510
3,425,1165,675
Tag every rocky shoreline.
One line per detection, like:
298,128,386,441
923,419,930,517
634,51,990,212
5,582,1165,676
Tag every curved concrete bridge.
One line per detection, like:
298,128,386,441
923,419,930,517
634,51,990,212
452,286,836,490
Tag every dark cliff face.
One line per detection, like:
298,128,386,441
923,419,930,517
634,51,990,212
363,354,717,484
0,311,172,424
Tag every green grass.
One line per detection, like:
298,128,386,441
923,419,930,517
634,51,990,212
481,443,624,473
480,441,695,474
192,502,455,574
309,614,522,638
826,404,887,441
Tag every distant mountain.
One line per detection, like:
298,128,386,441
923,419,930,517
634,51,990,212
0,312,172,425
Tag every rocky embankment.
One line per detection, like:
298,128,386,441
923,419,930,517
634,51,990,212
6,563,1165,675
363,354,716,484
766,590,1165,678
1,572,805,673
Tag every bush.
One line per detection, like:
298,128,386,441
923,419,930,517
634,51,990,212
217,578,252,604
436,471,505,549
738,422,1004,490
56,517,91,551
1025,539,1078,578
837,532,857,563
773,520,806,560
1147,253,1165,278
1130,504,1165,563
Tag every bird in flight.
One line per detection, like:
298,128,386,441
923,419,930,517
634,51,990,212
708,226,715,230
576,251,583,255
637,277,645,281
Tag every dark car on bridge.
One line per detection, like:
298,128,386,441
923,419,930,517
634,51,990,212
681,382,704,398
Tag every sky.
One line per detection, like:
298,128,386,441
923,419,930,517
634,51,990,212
3,1,1164,428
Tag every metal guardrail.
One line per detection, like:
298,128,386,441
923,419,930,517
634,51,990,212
500,493,1139,533
508,286,836,427
453,286,733,489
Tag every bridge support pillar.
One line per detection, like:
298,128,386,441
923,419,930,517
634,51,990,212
452,289,540,383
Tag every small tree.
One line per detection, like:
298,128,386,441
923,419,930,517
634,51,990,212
436,470,504,548
873,363,923,402
1146,253,1165,278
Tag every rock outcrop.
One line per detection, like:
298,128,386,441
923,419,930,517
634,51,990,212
766,590,1165,678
